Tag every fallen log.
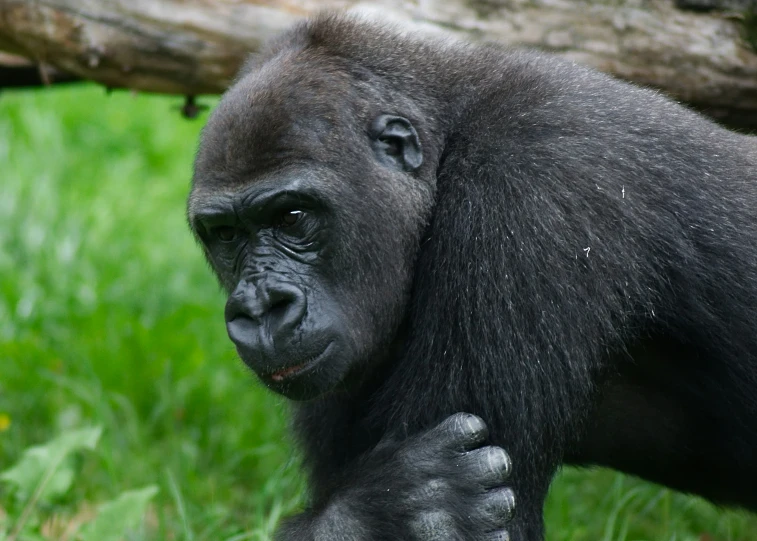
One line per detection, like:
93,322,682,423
1,1,755,127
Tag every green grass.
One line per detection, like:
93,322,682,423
1,85,755,540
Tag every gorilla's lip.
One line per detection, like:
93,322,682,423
267,342,333,382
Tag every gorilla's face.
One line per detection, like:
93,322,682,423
190,166,356,400
188,59,434,400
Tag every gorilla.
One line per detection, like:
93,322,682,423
188,14,757,541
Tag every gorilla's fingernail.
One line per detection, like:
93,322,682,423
488,448,511,475
465,414,485,433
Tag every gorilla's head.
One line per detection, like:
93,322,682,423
188,18,441,400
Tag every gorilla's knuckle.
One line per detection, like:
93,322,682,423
415,478,449,500
408,510,456,540
394,441,435,472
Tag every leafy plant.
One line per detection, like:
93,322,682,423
0,427,157,541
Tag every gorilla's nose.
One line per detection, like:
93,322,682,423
225,281,307,351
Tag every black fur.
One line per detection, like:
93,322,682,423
676,0,757,11
189,14,757,540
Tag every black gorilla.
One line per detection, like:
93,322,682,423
188,14,757,541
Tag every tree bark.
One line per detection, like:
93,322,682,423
1,0,756,126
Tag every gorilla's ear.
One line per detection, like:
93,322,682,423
369,115,423,173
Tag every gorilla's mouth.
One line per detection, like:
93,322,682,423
268,342,333,382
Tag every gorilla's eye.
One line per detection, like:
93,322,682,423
278,210,303,227
212,226,238,242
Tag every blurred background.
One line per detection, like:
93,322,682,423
1,1,757,540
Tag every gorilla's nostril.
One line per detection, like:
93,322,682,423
267,288,307,336
269,297,293,318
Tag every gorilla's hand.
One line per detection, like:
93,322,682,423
277,413,515,541
401,413,516,541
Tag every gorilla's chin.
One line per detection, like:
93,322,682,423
252,341,348,401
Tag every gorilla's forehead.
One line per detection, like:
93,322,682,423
193,53,356,190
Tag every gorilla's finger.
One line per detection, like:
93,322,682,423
424,413,489,452
473,487,516,527
463,445,512,487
